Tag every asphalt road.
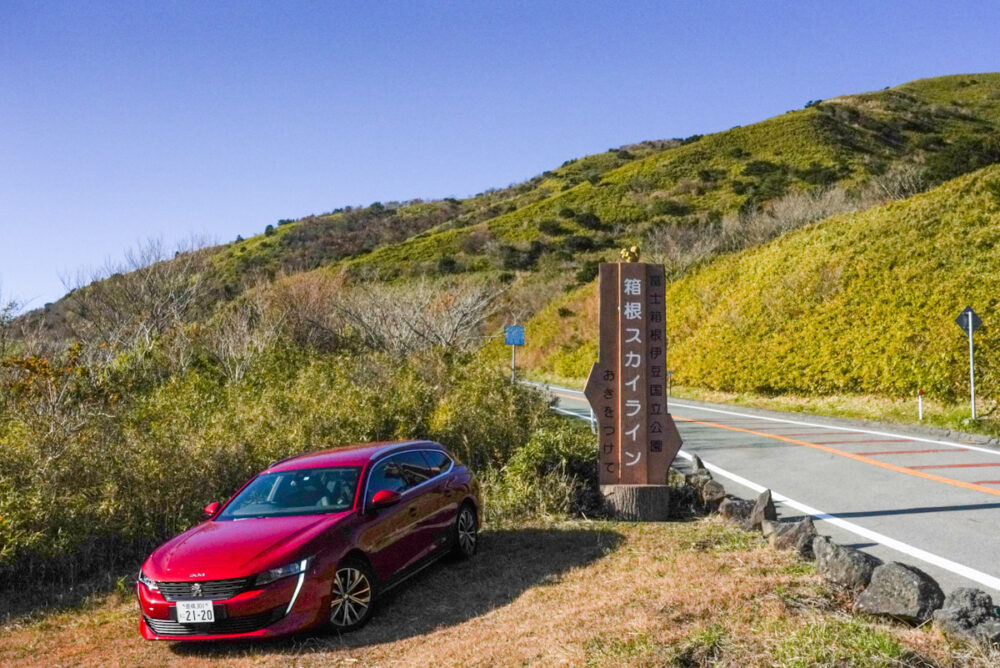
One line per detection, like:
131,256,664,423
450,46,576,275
541,382,1000,597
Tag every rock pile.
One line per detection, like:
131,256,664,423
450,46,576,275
669,456,1000,646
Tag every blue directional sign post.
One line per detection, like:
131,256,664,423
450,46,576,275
505,325,525,381
956,306,982,419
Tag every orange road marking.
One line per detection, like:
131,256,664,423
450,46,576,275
674,416,1000,499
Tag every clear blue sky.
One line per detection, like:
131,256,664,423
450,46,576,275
2,1,998,308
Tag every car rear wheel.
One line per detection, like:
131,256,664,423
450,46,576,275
453,504,478,559
327,559,376,632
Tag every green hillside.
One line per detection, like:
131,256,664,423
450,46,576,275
343,73,1000,279
524,163,1000,405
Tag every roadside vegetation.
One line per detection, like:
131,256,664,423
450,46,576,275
0,261,602,591
2,518,996,667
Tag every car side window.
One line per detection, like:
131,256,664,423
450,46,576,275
420,450,452,476
393,452,434,488
365,456,410,505
365,452,438,505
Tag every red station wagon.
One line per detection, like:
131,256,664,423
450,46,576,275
136,440,480,640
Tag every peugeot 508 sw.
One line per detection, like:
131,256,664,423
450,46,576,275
136,440,479,640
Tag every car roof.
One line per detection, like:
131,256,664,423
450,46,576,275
265,440,446,472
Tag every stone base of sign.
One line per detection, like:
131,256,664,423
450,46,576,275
601,484,671,521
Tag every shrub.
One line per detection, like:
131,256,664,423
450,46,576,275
575,260,599,284
650,198,692,217
559,207,576,219
575,212,603,230
437,256,459,274
923,133,1000,184
742,160,784,177
538,220,567,236
264,224,275,236
561,235,595,253
428,362,551,470
796,162,845,186
481,420,601,525
0,328,552,585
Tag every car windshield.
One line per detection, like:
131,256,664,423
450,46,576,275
217,466,362,520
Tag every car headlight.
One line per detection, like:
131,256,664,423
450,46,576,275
138,570,159,591
255,557,314,587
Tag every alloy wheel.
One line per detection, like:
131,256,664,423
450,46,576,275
457,507,477,556
329,566,372,628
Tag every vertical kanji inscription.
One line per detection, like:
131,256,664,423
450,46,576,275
585,262,682,485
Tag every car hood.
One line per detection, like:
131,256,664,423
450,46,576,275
145,511,352,580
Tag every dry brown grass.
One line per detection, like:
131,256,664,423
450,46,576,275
0,518,992,667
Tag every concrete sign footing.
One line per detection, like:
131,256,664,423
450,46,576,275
601,484,672,521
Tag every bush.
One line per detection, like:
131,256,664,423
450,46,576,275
428,362,551,470
742,160,784,177
575,260,599,284
437,256,459,274
481,420,601,526
0,333,552,584
650,198,691,217
264,224,275,236
796,162,845,186
561,235,595,253
575,212,603,230
538,220,567,236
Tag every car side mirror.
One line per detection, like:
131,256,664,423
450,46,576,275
203,501,221,518
369,489,401,512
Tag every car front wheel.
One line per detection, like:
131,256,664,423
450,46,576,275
453,504,478,559
327,559,376,632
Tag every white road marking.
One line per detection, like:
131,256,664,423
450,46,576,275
670,400,1000,458
544,384,1000,592
674,451,1000,592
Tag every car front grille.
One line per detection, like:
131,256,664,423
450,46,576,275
144,607,284,637
155,576,252,602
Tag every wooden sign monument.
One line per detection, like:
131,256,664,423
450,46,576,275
584,261,682,519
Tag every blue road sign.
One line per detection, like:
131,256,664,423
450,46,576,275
505,325,525,346
956,306,982,333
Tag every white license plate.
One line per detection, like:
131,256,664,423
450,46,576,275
176,600,215,624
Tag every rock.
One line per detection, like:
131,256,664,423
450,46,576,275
974,620,1000,644
767,517,817,559
719,496,754,523
743,489,777,532
689,454,705,470
933,588,996,639
685,469,713,493
813,536,882,590
700,480,726,507
854,562,945,624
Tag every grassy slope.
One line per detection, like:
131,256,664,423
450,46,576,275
344,73,1000,278
524,163,1000,405
0,518,984,667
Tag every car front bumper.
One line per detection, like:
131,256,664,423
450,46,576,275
137,570,330,641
